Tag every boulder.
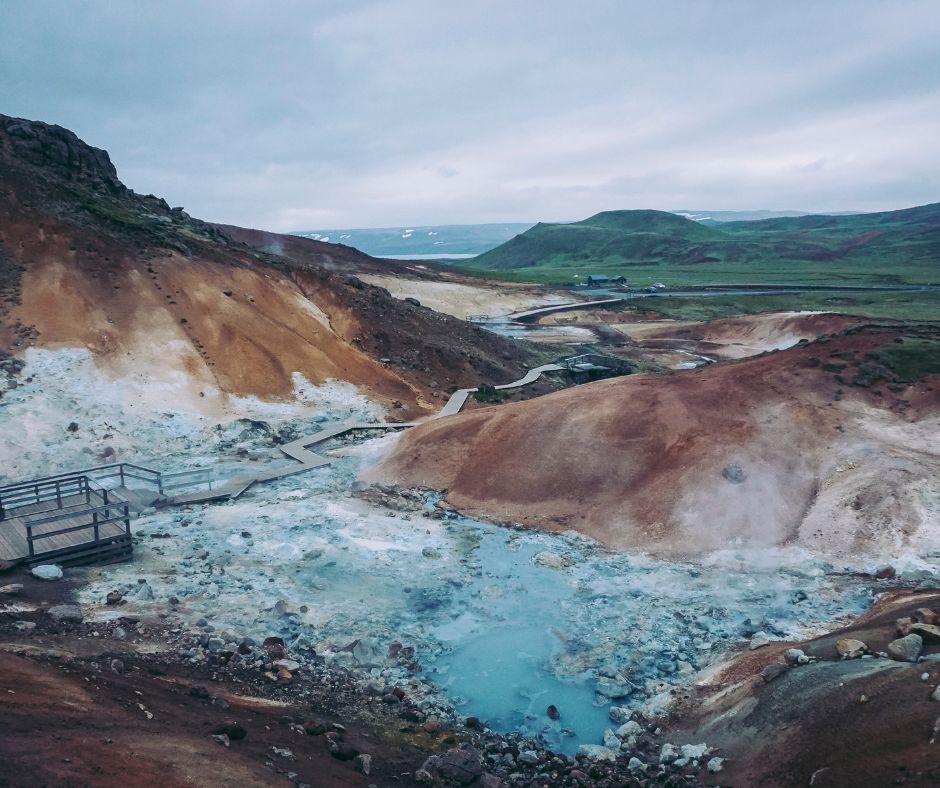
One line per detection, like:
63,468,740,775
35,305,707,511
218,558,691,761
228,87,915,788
835,638,867,659
749,632,771,650
911,624,940,644
887,634,923,663
914,608,938,625
47,604,82,622
897,616,915,637
577,744,618,763
0,583,24,595
761,663,789,683
31,564,63,581
422,746,483,785
595,673,632,699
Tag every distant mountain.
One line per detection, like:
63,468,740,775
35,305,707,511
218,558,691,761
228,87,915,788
292,222,534,258
465,205,940,284
673,209,862,223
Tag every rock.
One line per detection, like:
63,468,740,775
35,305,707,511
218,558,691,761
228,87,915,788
48,604,82,622
354,753,371,775
31,565,63,581
276,667,292,684
303,719,328,736
134,581,154,601
547,704,560,720
722,463,746,484
914,607,938,625
273,658,301,672
212,720,246,740
887,634,923,663
931,685,940,702
595,673,632,699
608,706,631,724
517,750,540,766
423,747,483,785
627,757,646,772
911,623,940,644
0,584,24,595
615,720,643,739
350,637,384,667
415,770,434,785
681,743,708,759
873,565,896,579
0,559,16,574
533,551,574,569
404,297,421,307
707,756,725,773
577,744,618,763
761,663,789,683
784,648,812,666
835,638,867,659
263,636,287,659
479,774,504,788
750,631,771,650
659,743,678,764
602,729,621,751
897,616,915,637
110,659,124,674
113,626,127,640
106,590,124,605
13,621,35,632
421,547,441,559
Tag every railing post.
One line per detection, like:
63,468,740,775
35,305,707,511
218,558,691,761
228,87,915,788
26,523,33,558
124,504,130,536
120,465,125,488
56,479,62,510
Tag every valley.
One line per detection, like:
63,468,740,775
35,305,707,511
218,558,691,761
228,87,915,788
1,113,939,788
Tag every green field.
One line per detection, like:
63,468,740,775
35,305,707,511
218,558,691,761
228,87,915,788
619,289,940,322
456,205,940,288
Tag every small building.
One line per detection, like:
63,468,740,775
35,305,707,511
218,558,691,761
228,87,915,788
585,274,626,287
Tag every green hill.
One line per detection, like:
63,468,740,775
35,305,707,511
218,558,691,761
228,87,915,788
464,204,940,287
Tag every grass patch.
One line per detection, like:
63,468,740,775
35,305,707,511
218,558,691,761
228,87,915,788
871,337,940,382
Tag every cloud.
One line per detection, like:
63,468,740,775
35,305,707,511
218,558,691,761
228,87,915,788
1,0,939,229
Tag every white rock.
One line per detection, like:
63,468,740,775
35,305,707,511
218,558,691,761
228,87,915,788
31,565,63,581
576,744,618,762
659,743,678,764
602,729,621,751
532,551,574,569
0,584,24,595
627,757,647,772
707,756,725,773
273,659,301,672
616,721,643,739
680,743,708,759
749,631,771,650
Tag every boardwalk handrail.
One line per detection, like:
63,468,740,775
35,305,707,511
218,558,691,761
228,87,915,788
25,484,131,559
0,461,215,503
0,475,91,521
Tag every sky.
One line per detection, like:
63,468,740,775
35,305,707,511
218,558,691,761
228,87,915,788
2,1,940,231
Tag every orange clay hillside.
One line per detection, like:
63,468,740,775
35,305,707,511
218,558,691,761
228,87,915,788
0,114,545,419
370,323,940,559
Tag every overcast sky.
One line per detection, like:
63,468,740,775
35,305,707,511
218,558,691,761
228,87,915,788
2,1,939,231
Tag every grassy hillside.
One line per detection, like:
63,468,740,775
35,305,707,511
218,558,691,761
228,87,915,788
464,204,940,287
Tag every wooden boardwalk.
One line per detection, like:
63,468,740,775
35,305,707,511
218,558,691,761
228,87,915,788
0,356,573,565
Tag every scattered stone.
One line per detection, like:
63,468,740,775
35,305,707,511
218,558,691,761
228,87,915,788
681,743,708,759
31,565,63,581
110,659,124,674
421,547,441,559
189,686,211,700
931,685,940,702
13,621,35,632
873,565,896,579
48,604,83,622
707,756,725,773
263,636,287,659
276,667,292,684
303,720,328,736
0,584,24,595
422,747,483,785
546,704,560,720
212,720,246,741
659,743,678,764
722,463,746,484
627,757,646,773
210,734,230,747
911,623,940,644
532,551,574,570
914,608,938,625
835,638,868,659
273,658,301,672
354,753,372,775
750,631,771,650
517,751,540,766
105,590,124,605
595,673,632,699
887,634,923,663
608,706,631,724
785,648,812,666
577,744,618,763
897,616,915,637
113,626,127,640
761,663,789,683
